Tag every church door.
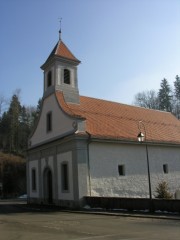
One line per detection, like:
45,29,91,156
43,168,53,204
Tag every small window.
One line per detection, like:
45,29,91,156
163,164,168,174
46,112,52,132
118,165,125,176
47,71,52,87
61,163,69,191
32,169,36,191
64,69,70,84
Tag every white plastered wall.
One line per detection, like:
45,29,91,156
41,156,54,175
29,160,39,198
57,151,74,200
30,94,74,146
89,142,180,198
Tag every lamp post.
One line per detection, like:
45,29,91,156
137,121,153,211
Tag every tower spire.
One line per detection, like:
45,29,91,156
58,17,62,41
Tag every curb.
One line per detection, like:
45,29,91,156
16,203,180,221
60,209,180,221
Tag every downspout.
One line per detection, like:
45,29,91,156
86,131,92,196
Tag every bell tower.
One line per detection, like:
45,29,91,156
41,32,81,104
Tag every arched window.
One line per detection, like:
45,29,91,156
47,71,52,87
64,69,70,84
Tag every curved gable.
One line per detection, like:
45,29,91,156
29,93,76,147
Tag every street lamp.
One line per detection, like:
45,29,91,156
137,121,153,211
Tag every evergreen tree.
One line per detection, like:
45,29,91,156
133,75,180,118
158,78,172,112
173,75,180,119
8,95,22,153
31,98,42,128
0,95,40,154
0,94,8,117
174,75,180,100
18,106,31,153
0,112,11,150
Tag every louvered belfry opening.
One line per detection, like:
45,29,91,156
64,69,70,84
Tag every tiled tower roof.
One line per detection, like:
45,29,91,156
41,40,80,68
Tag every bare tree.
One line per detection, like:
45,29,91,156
133,90,159,109
0,94,9,116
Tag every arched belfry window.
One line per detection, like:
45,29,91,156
47,71,52,87
64,69,70,84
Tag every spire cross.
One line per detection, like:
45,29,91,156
58,17,62,40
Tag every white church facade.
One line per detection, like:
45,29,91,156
27,35,180,208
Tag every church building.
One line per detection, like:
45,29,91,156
27,33,180,208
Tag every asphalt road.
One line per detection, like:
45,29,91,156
0,201,180,240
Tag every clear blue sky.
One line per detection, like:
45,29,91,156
1,0,180,107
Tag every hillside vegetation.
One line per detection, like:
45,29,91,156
0,91,42,198
0,152,26,198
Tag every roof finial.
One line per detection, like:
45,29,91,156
58,17,62,41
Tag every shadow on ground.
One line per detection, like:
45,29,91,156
0,200,64,215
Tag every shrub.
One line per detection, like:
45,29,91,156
155,181,173,199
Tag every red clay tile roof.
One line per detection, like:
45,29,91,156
42,40,80,67
55,91,180,144
55,91,84,119
55,41,80,62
